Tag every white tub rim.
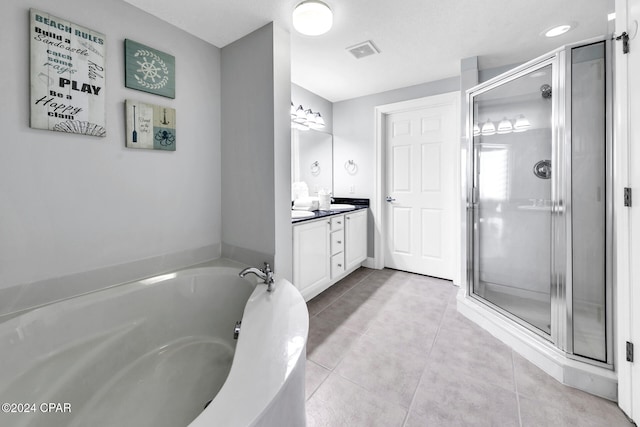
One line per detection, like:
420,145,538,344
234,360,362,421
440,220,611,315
188,272,309,426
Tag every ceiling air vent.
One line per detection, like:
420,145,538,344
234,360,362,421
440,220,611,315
346,40,380,59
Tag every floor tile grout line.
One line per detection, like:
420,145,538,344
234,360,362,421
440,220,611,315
324,311,369,372
306,269,632,426
308,271,468,425
306,271,375,402
401,286,456,427
306,319,366,370
512,350,524,427
305,362,332,402
306,268,422,418
332,368,415,412
308,268,375,319
305,321,369,402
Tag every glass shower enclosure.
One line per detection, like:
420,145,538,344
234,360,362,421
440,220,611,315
466,38,612,365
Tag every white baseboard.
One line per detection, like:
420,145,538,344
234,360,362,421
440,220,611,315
362,257,379,269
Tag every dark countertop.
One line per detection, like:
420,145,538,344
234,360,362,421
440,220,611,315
291,198,370,224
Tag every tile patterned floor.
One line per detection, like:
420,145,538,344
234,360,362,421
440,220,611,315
304,268,634,427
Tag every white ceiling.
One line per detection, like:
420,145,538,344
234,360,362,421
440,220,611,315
123,0,614,103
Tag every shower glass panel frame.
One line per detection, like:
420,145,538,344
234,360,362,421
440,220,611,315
465,38,612,368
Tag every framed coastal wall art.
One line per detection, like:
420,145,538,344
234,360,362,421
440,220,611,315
29,9,107,136
125,100,176,151
125,39,175,99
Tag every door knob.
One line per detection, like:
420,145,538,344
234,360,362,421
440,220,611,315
386,196,396,202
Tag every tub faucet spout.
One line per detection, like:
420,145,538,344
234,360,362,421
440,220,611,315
239,262,275,292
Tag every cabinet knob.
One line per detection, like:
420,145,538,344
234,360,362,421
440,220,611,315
337,240,342,244
337,221,342,224
337,264,342,267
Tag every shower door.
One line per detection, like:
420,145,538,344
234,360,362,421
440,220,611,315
467,40,611,365
469,59,557,337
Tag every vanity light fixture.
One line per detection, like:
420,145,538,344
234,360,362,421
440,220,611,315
293,121,310,131
304,109,316,126
310,112,325,130
513,115,531,132
478,115,531,136
497,117,513,134
291,102,325,130
294,105,307,123
293,1,333,36
530,70,547,79
481,119,496,136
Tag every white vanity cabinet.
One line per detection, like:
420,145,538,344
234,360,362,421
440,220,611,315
292,218,331,297
345,209,367,271
293,209,368,301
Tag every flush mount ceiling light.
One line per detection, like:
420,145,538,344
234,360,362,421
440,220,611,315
293,1,333,36
543,24,572,38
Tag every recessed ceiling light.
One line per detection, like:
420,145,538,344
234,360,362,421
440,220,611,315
293,1,333,36
544,24,572,38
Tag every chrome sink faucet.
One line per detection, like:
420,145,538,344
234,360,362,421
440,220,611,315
239,262,275,292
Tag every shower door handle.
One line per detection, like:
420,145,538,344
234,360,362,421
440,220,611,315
471,187,479,205
552,201,564,215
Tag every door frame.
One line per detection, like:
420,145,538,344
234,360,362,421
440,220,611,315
373,91,460,285
614,0,637,418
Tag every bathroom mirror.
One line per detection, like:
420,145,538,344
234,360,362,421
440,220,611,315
291,129,333,199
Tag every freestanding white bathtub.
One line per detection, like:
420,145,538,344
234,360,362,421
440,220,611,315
0,259,309,427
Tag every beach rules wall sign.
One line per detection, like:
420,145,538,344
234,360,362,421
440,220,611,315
30,9,106,137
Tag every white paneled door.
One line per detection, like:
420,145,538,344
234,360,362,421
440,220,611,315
384,96,457,279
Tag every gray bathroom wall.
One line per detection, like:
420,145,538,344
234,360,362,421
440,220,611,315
332,76,460,257
0,0,222,316
333,77,460,200
273,25,293,282
221,23,292,281
480,63,522,83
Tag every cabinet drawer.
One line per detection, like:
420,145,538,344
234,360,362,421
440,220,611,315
330,215,344,231
331,253,345,279
330,230,344,256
